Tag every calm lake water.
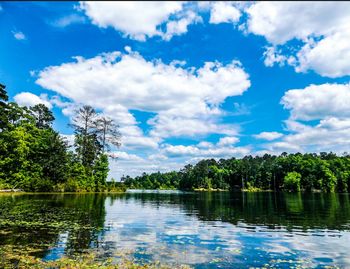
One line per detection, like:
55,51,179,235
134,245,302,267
1,191,350,268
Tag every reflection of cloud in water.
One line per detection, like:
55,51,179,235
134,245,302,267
102,198,242,265
285,232,350,267
99,195,350,268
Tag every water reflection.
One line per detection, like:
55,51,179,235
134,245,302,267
1,191,350,268
0,194,106,259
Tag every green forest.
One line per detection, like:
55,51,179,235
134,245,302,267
122,152,350,193
2,83,350,193
0,83,122,192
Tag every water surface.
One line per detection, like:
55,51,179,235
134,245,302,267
1,191,350,268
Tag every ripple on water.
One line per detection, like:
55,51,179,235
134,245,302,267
0,192,350,268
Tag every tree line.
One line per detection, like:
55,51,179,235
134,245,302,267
0,83,122,192
2,83,350,193
122,152,350,193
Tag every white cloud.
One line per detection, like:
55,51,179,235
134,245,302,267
283,118,350,151
148,115,240,138
148,153,168,161
281,83,350,121
60,134,75,147
209,2,241,24
262,46,289,67
108,151,143,161
217,136,239,146
36,49,251,179
246,2,350,45
232,102,250,116
254,132,283,141
12,31,26,40
260,82,350,154
262,117,350,154
295,29,350,78
245,2,350,77
50,95,77,117
163,136,249,159
108,152,184,179
36,49,250,140
79,1,187,41
262,141,302,154
163,10,202,41
163,143,250,159
164,145,200,157
51,14,86,28
14,92,52,109
197,141,213,149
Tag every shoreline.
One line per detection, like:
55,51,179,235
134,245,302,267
0,190,126,194
0,188,343,194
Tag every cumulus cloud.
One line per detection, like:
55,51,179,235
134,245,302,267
77,1,350,76
14,92,52,109
217,136,239,146
295,29,350,77
108,152,184,179
283,118,350,152
262,46,290,67
79,1,187,41
163,10,202,41
163,142,250,159
260,82,350,154
209,2,241,24
262,141,303,154
35,49,251,179
163,136,248,160
108,151,144,161
245,2,350,77
36,49,250,140
254,132,283,141
164,145,200,157
281,83,350,121
12,31,26,40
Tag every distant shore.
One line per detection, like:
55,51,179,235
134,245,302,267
0,189,125,194
0,189,23,193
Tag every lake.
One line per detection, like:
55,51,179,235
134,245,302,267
1,191,350,268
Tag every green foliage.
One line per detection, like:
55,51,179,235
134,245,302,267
29,103,55,128
125,153,350,193
94,154,109,191
0,84,120,193
75,133,102,169
1,83,350,194
283,172,301,192
0,83,9,130
123,171,180,190
106,179,127,192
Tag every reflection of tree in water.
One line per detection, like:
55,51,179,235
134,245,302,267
0,194,106,259
112,192,350,231
1,191,350,265
62,194,106,255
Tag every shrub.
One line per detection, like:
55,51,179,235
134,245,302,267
283,172,301,192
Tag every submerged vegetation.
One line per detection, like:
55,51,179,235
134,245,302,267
0,83,121,192
0,247,191,269
0,192,349,268
123,152,350,193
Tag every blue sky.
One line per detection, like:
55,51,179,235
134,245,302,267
1,2,350,179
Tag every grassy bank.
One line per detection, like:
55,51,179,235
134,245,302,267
193,188,228,192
